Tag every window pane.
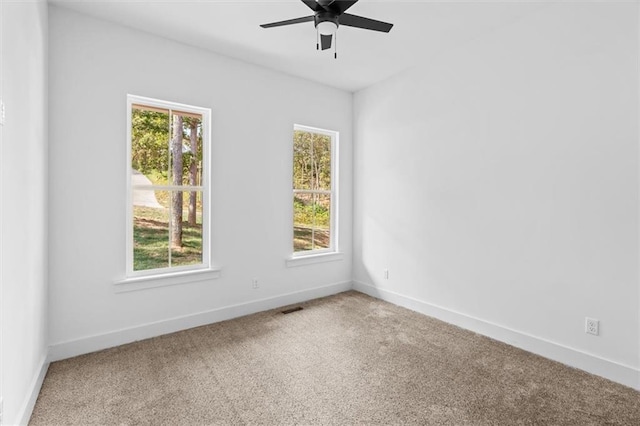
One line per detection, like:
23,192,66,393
312,133,331,191
131,109,170,185
313,194,331,249
171,191,203,267
182,116,203,187
293,193,314,252
133,192,170,271
293,130,312,190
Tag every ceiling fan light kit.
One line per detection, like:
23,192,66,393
317,21,338,36
260,0,393,59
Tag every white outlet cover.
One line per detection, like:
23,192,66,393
585,317,599,336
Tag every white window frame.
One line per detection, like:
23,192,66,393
290,124,340,262
123,94,213,283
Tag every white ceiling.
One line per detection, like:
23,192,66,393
50,0,551,92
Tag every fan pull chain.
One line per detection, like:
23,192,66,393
316,29,319,50
334,31,338,59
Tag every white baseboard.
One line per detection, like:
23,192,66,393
48,281,352,362
353,281,640,391
15,352,49,426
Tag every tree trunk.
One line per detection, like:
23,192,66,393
188,120,198,226
313,138,320,190
171,115,183,249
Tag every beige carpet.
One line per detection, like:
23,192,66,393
30,291,639,425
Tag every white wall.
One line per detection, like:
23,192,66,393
47,6,352,357
354,2,639,389
0,0,49,424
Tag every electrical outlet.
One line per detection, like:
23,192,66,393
585,317,599,336
383,269,389,279
0,99,5,126
252,278,259,289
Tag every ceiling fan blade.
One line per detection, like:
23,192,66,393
300,0,325,12
260,15,314,29
320,34,333,50
339,13,393,33
328,0,359,14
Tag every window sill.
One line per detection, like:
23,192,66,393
114,267,221,293
285,252,343,268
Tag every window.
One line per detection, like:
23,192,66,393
292,125,338,256
126,95,211,278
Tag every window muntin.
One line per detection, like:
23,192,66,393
292,125,337,255
127,95,210,277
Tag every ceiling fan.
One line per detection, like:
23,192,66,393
260,0,393,58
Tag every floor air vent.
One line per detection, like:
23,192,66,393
281,306,303,315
